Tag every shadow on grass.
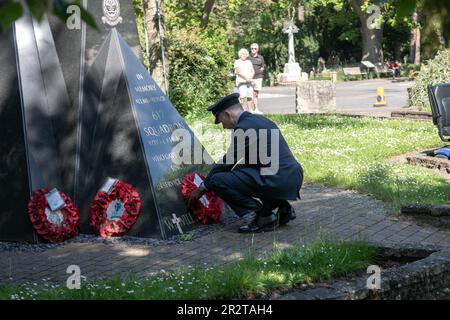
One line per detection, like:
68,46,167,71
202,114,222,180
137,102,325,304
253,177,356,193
302,162,450,213
356,164,450,211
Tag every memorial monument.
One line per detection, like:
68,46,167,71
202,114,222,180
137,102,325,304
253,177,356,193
77,29,218,239
0,1,228,242
278,21,302,84
0,12,73,242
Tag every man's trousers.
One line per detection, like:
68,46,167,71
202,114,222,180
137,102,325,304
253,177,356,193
206,170,287,217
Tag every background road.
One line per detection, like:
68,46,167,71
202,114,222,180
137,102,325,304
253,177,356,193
258,79,414,117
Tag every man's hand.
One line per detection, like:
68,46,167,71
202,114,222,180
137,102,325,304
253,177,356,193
188,188,203,207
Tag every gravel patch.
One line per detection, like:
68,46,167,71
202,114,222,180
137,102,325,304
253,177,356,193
0,212,245,253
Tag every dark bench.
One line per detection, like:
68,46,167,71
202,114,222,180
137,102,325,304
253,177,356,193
342,67,367,81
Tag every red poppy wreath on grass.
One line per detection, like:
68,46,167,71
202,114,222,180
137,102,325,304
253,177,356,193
28,188,79,243
181,173,223,224
90,180,141,238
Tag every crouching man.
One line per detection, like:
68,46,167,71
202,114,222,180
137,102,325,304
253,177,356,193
188,93,303,233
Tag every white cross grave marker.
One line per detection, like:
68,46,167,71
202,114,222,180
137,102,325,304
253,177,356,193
282,21,299,64
171,213,184,234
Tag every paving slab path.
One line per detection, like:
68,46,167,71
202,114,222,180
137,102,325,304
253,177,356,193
1,184,449,286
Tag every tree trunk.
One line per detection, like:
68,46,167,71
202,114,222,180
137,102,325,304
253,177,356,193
351,0,383,64
143,0,169,93
414,28,420,65
409,12,420,65
200,0,215,29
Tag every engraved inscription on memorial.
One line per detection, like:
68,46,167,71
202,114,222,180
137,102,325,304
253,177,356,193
78,29,218,239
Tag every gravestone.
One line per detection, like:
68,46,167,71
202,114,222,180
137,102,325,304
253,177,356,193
77,29,218,239
0,13,72,242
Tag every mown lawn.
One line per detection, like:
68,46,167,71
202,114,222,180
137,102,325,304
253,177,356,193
190,114,450,211
0,239,375,300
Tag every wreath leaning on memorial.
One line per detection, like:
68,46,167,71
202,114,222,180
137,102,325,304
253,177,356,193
181,173,223,224
90,180,141,238
28,188,79,243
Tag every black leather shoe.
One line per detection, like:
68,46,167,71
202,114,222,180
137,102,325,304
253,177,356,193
277,202,296,225
238,214,278,233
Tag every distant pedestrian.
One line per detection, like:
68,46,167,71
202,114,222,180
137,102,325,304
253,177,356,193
234,48,255,112
248,43,265,114
389,61,401,79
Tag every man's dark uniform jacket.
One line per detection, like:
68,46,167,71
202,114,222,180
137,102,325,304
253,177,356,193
203,111,303,204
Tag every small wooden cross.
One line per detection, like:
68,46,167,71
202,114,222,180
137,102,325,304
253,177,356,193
171,213,184,234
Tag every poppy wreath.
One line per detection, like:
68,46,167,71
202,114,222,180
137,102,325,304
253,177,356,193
181,173,223,224
28,188,79,243
90,180,141,238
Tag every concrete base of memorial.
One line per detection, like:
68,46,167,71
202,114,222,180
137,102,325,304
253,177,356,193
277,62,302,84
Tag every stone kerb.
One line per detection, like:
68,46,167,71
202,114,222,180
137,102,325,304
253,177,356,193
296,80,336,114
275,244,450,300
406,149,450,178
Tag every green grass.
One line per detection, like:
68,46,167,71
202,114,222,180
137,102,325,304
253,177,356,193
0,238,375,300
190,114,450,211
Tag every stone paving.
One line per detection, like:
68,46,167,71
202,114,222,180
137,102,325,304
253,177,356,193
1,184,449,286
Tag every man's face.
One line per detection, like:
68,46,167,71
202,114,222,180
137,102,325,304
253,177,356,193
217,110,234,129
251,46,258,55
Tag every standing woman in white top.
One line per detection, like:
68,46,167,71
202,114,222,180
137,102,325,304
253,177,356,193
234,48,255,112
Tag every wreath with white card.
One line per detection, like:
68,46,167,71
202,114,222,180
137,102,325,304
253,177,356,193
28,188,79,243
90,178,141,238
181,173,223,224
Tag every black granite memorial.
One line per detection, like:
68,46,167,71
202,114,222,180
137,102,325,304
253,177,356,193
77,29,219,239
0,1,144,242
0,2,230,242
0,23,32,242
0,13,72,242
48,0,142,203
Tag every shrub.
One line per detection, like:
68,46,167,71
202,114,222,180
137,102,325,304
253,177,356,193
408,49,450,111
167,28,234,117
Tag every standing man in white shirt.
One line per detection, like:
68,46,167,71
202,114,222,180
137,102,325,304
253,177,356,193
234,48,255,112
248,43,265,114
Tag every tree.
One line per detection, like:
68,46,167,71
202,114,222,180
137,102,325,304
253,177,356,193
143,0,168,93
397,0,450,57
0,0,96,31
351,0,384,64
200,0,215,29
409,11,420,65
308,0,361,65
